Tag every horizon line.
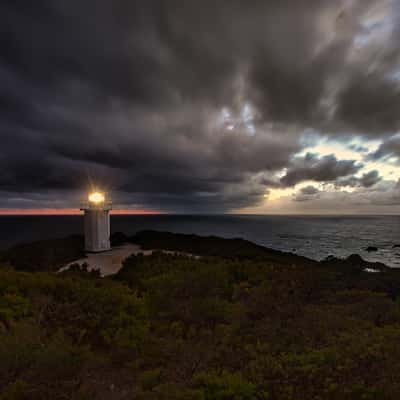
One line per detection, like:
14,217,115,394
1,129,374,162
0,208,399,216
0,208,165,216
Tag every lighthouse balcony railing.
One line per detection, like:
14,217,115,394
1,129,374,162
80,201,112,211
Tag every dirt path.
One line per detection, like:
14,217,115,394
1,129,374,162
60,244,153,276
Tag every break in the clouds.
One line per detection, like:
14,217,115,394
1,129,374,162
1,0,400,213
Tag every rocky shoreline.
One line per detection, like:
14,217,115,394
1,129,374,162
0,229,394,275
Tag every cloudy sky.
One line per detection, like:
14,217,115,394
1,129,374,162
1,0,400,214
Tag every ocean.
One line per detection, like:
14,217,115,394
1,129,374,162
0,214,399,267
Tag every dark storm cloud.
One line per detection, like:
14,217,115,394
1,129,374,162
336,74,400,134
1,0,399,211
300,186,320,196
367,135,400,162
294,185,321,202
358,170,382,187
280,153,362,187
336,170,382,188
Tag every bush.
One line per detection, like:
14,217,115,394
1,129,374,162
193,370,259,400
2,232,400,398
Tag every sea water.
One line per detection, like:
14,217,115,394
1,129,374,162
0,215,399,267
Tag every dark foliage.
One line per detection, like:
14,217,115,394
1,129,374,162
0,235,84,272
130,230,314,265
2,232,400,398
110,232,130,247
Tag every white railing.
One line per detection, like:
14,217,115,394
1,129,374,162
80,201,112,211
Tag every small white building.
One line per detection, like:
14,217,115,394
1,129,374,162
81,192,112,253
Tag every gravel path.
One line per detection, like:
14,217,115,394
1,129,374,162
60,244,153,276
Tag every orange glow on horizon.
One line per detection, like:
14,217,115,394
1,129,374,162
0,208,165,216
111,209,165,215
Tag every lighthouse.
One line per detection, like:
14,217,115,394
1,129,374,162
81,191,112,253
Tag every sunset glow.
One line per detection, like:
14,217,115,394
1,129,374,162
0,209,164,216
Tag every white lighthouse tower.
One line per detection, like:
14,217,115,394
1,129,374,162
81,192,112,253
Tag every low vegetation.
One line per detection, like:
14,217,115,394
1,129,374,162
130,230,313,264
0,235,84,272
1,232,400,399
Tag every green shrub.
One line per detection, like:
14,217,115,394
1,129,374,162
2,234,400,399
193,370,259,400
139,368,163,391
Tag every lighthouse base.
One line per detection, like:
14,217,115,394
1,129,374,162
83,209,111,253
